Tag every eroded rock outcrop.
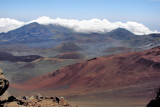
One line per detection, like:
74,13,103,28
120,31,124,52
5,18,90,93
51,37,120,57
0,69,9,96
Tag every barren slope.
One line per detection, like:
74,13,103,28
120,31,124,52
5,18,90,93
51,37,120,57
11,46,160,95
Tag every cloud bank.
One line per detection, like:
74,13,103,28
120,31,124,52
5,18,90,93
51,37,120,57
0,18,25,33
0,16,159,35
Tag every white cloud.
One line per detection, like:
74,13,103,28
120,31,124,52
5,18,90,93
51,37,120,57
0,18,25,33
0,16,159,35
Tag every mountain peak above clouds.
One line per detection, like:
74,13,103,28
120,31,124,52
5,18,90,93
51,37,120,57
0,21,160,48
0,16,159,35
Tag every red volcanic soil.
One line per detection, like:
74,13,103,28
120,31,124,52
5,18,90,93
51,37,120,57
11,46,160,95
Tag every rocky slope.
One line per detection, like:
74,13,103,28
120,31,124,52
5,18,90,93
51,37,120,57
0,94,71,107
0,69,72,107
11,46,160,95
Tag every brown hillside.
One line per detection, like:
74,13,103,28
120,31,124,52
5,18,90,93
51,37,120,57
11,46,160,95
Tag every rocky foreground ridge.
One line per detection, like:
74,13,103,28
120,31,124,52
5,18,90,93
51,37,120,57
0,69,73,107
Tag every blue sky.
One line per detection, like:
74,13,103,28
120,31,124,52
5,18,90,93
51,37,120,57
0,0,160,30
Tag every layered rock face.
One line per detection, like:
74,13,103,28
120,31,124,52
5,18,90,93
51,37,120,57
0,69,72,107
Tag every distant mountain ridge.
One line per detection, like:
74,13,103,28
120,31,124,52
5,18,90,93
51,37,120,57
0,22,160,47
0,22,74,43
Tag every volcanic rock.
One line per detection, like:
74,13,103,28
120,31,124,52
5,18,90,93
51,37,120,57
29,96,36,101
7,96,17,102
35,93,43,99
0,69,9,96
59,97,67,106
1,95,71,107
4,102,19,107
